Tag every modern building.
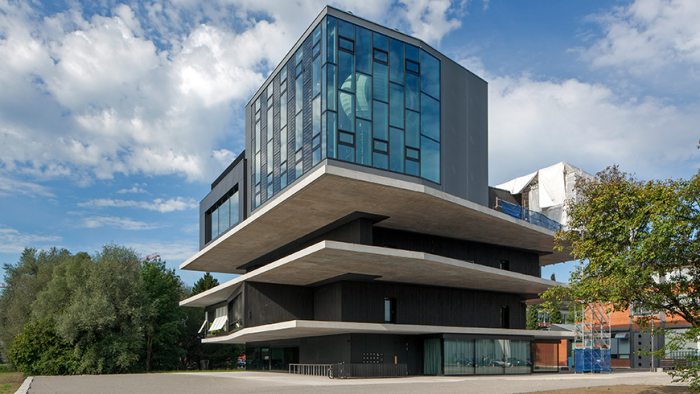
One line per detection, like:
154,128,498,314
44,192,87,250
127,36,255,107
180,6,574,376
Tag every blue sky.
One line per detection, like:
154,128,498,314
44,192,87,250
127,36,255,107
0,0,698,286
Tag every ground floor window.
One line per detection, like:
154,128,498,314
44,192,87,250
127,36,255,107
443,338,531,375
423,338,442,375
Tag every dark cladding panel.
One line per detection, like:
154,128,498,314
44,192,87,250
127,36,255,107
244,282,314,327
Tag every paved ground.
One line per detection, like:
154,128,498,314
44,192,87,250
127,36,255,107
29,370,687,394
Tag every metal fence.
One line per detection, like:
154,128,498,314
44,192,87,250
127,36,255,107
497,199,562,232
288,363,408,379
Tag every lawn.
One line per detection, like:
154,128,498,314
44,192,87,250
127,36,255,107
0,371,25,394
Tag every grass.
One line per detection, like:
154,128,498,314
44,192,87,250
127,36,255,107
535,385,690,394
0,371,25,394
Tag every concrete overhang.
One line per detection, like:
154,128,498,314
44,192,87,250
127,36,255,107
203,320,575,344
181,163,571,274
180,241,565,308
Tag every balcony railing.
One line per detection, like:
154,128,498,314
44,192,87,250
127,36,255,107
496,199,562,232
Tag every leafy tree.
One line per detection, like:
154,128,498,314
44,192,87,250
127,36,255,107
0,248,71,353
526,305,539,330
543,167,699,389
191,273,219,295
32,245,145,374
141,257,185,371
7,319,77,375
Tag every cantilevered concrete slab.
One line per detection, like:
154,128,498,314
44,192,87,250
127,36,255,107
202,320,575,344
180,241,563,308
181,162,570,274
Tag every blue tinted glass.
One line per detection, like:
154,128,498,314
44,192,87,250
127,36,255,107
405,44,419,62
389,39,404,83
372,63,388,101
338,51,354,92
230,191,240,225
373,101,388,140
356,119,372,166
295,112,303,151
338,19,354,39
373,152,388,169
406,147,419,160
390,127,404,172
356,73,372,120
327,111,337,159
338,91,354,132
374,140,388,152
280,92,287,127
295,76,303,113
211,206,219,237
326,17,337,64
313,42,321,58
406,159,419,176
280,126,287,161
420,93,440,141
281,62,288,81
327,64,336,111
356,27,372,74
313,25,321,44
373,32,388,51
312,96,321,136
313,57,321,96
406,60,419,74
339,37,354,52
405,110,419,147
373,49,388,64
420,49,440,98
295,157,303,178
406,74,419,111
338,144,354,162
312,147,321,165
389,83,404,128
421,136,440,183
339,131,354,144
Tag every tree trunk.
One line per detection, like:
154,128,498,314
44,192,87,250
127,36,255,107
146,334,153,372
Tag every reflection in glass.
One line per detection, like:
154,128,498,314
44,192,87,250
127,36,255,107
390,83,404,128
420,49,440,99
390,127,404,172
339,51,354,92
421,93,440,141
444,338,475,375
389,38,404,83
356,73,372,120
356,119,372,166
356,27,372,73
421,136,440,183
405,110,420,148
327,111,337,159
373,63,388,102
406,74,420,111
373,101,388,140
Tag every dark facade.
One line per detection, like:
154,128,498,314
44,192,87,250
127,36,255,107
184,6,569,378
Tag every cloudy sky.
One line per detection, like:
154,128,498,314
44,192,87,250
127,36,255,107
0,0,698,285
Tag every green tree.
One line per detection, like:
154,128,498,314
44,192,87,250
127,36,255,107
526,305,539,330
7,319,77,375
191,273,219,295
0,248,71,355
543,167,699,390
141,256,185,371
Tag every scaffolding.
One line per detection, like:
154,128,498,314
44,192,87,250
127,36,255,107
573,303,612,373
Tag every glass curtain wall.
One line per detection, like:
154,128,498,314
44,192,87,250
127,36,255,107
207,190,240,243
251,15,442,210
444,338,532,375
444,338,475,375
423,338,443,375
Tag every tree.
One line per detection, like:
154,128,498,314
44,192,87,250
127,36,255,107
141,256,185,371
191,273,219,295
543,167,699,389
550,273,556,281
7,319,77,375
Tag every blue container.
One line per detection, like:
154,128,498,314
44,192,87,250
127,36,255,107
574,349,611,373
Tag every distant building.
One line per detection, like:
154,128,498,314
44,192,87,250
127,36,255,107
179,6,573,376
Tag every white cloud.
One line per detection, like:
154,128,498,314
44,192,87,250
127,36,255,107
117,184,148,194
78,197,197,213
583,0,700,73
0,227,62,253
80,216,158,230
0,175,54,198
0,1,462,185
125,240,198,265
487,74,699,183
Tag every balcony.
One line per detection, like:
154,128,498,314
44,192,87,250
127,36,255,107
495,199,562,233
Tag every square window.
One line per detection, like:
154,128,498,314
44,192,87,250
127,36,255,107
339,131,355,145
339,37,354,53
406,60,420,75
373,48,388,64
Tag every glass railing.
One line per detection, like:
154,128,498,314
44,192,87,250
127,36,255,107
496,199,562,232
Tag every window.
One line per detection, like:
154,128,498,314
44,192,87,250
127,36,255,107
356,27,372,73
339,36,354,52
499,260,510,271
384,297,396,323
389,127,404,172
206,188,240,243
420,49,440,99
209,305,228,333
389,38,404,83
611,332,631,359
500,306,510,329
356,73,372,120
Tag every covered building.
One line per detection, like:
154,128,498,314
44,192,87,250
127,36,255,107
179,6,573,376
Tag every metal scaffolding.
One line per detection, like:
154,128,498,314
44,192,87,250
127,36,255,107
573,303,612,373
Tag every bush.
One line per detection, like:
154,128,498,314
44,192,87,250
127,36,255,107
7,320,77,375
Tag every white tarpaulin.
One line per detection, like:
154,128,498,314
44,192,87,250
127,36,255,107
538,162,566,208
494,171,536,194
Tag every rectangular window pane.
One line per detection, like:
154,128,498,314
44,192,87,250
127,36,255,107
390,83,404,128
339,37,354,52
295,76,303,113
255,121,261,152
373,63,388,102
295,112,303,151
281,63,288,81
374,139,388,152
266,174,273,198
280,92,287,127
475,339,504,375
338,143,354,162
327,64,336,111
357,119,371,166
230,191,239,225
421,136,440,183
356,27,372,73
338,91,355,132
405,44,419,62
373,32,388,51
406,147,420,160
312,147,321,165
406,110,420,147
295,158,303,178
406,158,419,176
406,60,420,75
313,25,321,44
338,19,354,39
339,131,354,144
373,48,388,64
444,339,475,375
280,126,287,164
420,49,440,99
313,57,321,96
406,74,420,111
338,51,354,92
267,107,273,141
312,96,321,137
327,111,337,159
373,100,388,140
326,17,337,64
373,152,388,169
420,92,440,141
389,38,404,83
390,127,404,172
212,206,219,238
356,73,372,120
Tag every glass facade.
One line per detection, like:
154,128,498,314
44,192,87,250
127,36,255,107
441,338,531,375
250,15,441,210
206,189,240,242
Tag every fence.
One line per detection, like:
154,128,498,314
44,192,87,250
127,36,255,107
288,363,408,378
496,199,562,232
